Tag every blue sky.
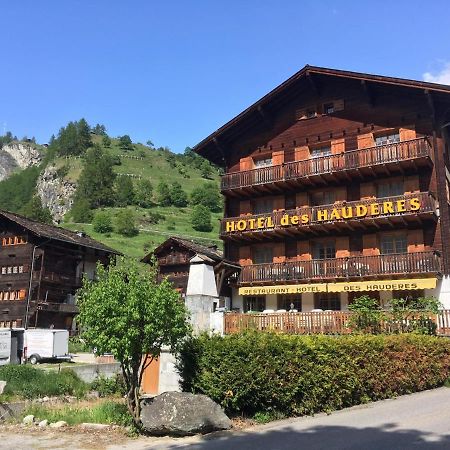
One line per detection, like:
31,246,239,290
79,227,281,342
2,1,450,152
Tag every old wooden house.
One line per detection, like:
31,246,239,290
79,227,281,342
0,210,118,329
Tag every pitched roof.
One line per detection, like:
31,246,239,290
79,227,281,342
193,64,450,164
142,236,224,264
0,209,120,254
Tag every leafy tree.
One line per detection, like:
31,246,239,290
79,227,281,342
70,198,94,223
92,210,113,233
77,257,190,425
134,179,153,208
170,182,188,207
190,183,221,212
115,209,138,236
156,181,172,206
191,205,212,232
200,160,213,179
146,140,154,148
119,135,133,151
102,135,112,148
115,176,135,207
74,144,116,208
20,196,53,224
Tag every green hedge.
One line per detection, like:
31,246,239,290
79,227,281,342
177,333,450,416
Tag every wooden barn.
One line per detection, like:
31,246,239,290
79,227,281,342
0,210,118,329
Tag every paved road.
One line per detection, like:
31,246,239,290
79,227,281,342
125,387,450,450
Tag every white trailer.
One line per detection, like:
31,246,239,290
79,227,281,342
0,330,11,366
24,329,71,364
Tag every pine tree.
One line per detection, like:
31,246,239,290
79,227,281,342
102,135,112,148
21,196,53,224
70,198,94,223
74,144,116,208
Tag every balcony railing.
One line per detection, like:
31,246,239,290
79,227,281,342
224,310,450,336
158,255,191,266
221,192,437,237
221,137,432,191
239,251,441,285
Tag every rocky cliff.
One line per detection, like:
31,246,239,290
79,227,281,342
0,142,42,181
36,165,77,222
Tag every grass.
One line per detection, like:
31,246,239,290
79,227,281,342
63,205,222,258
23,400,132,426
57,137,223,257
0,365,88,401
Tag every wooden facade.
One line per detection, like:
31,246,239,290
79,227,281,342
0,210,118,329
142,237,239,298
194,66,450,312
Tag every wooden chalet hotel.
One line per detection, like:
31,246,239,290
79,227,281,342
194,66,450,313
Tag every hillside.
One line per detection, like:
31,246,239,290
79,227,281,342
0,133,223,259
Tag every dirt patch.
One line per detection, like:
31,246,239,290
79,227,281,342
0,424,132,450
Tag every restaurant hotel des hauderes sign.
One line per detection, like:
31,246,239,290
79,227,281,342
224,197,421,233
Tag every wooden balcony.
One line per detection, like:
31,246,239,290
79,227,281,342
239,251,441,285
221,137,433,195
221,192,437,241
158,255,191,266
224,310,450,336
36,302,79,314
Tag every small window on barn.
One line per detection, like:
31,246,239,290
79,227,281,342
323,103,334,114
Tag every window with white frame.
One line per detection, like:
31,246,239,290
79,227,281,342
380,234,407,254
375,132,400,146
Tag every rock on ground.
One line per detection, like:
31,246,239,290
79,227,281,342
49,420,68,428
22,415,34,425
38,419,48,427
140,391,232,436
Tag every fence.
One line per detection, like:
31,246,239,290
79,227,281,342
224,310,450,336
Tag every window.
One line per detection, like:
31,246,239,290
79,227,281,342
375,132,400,147
278,295,302,311
244,296,266,312
254,157,272,168
323,103,334,114
380,234,407,254
310,146,332,158
311,190,336,206
0,265,24,275
285,194,296,210
253,247,273,264
312,241,336,260
1,236,27,246
0,290,26,301
253,198,273,214
377,181,404,198
314,293,341,311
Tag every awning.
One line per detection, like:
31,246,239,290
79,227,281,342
238,278,437,296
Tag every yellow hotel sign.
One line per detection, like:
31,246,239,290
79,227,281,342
238,278,437,296
226,198,421,233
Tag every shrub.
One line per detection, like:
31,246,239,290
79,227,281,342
190,183,222,212
0,365,88,400
93,210,113,233
177,333,450,417
115,209,138,237
70,198,93,223
68,335,91,353
191,205,212,232
348,295,384,334
90,374,126,397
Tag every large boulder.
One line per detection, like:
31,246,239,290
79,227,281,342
140,392,232,436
